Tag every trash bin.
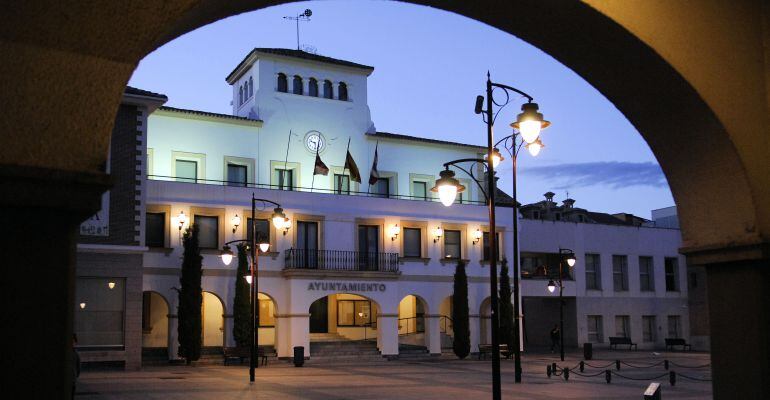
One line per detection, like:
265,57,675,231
583,343,593,360
293,346,304,367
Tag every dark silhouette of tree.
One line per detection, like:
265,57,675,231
452,260,471,359
177,224,202,364
232,244,250,347
499,258,515,352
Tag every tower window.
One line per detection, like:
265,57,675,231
323,80,333,99
309,78,318,97
338,82,348,101
248,77,253,98
293,75,303,95
277,73,288,93
238,86,243,106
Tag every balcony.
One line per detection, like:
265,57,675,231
284,249,400,276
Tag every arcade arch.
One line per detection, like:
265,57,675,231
141,291,169,349
398,294,428,348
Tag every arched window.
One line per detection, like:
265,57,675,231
338,82,348,101
239,86,243,105
293,75,303,95
277,73,288,92
248,77,253,98
308,78,318,97
323,80,333,99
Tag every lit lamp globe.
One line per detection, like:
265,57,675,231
258,241,270,253
566,253,577,267
547,280,556,293
511,102,550,144
271,207,287,229
244,275,253,285
220,245,234,266
486,148,504,169
431,169,465,207
526,138,544,157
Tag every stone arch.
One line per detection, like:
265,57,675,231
307,292,381,341
257,291,278,346
397,294,429,348
201,291,225,347
479,296,492,345
141,290,169,349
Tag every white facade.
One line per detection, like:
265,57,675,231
139,48,689,362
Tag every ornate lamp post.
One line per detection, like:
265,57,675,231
546,248,576,362
433,73,549,398
219,194,288,382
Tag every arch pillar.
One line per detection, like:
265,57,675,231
469,314,481,355
167,313,179,360
377,313,399,358
223,314,234,347
275,314,309,358
424,314,442,355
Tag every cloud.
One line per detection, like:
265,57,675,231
521,161,667,190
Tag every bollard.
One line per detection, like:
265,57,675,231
552,362,558,376
669,371,676,386
664,360,669,370
616,360,621,370
580,360,585,372
643,382,662,400
547,364,552,378
605,369,611,384
564,367,570,381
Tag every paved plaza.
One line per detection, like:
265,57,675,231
77,351,712,399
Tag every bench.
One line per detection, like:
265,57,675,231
665,338,692,351
223,347,268,366
609,336,637,350
477,344,511,360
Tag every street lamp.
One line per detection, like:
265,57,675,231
545,248,576,362
433,73,549,396
219,194,285,382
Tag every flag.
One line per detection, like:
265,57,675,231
368,142,379,185
313,153,329,176
344,150,362,183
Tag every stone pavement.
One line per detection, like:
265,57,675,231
77,350,712,399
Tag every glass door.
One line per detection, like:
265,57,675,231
358,225,379,271
297,221,318,268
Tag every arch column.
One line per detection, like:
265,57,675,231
469,314,481,355
223,314,234,347
424,314,442,355
377,313,399,359
275,314,309,358
167,313,179,360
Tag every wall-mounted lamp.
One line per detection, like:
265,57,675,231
231,214,241,234
433,226,443,243
79,302,86,309
389,224,400,241
472,228,483,245
177,211,187,231
108,281,116,289
282,219,291,236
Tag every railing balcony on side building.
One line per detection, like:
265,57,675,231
147,174,485,205
284,249,400,273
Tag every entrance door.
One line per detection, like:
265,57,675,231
297,221,319,268
309,297,328,333
358,225,379,271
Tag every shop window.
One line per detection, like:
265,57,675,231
337,300,371,326
74,277,125,347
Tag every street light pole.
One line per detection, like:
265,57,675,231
510,142,523,382
547,248,575,362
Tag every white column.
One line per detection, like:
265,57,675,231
167,314,180,360
377,314,399,358
275,314,310,358
469,314,481,354
425,314,442,355
223,314,234,347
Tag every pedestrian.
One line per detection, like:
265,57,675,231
550,325,560,352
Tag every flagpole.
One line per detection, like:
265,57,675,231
341,137,351,188
280,130,292,190
310,138,320,193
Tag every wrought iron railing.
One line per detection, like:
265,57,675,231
284,249,400,273
398,316,425,336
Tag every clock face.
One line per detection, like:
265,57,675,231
305,132,325,153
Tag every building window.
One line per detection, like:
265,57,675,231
259,298,275,327
482,232,503,261
338,300,371,327
293,75,303,95
403,228,421,258
665,257,679,291
275,169,294,191
296,221,319,268
334,174,350,195
338,82,348,101
175,159,198,183
372,177,389,198
639,256,655,291
308,78,318,97
246,218,270,250
612,255,629,291
248,77,253,97
642,316,656,342
444,230,461,259
411,181,427,200
587,315,603,343
277,73,288,92
615,315,630,338
323,79,333,99
146,212,165,248
227,163,247,187
667,315,681,338
239,86,243,105
358,225,380,270
75,277,125,347
585,253,601,290
196,215,219,249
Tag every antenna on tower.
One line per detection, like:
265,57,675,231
283,9,312,51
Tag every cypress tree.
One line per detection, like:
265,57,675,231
232,244,251,348
499,258,515,352
452,259,471,359
177,224,203,364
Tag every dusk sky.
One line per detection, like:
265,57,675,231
129,0,675,218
